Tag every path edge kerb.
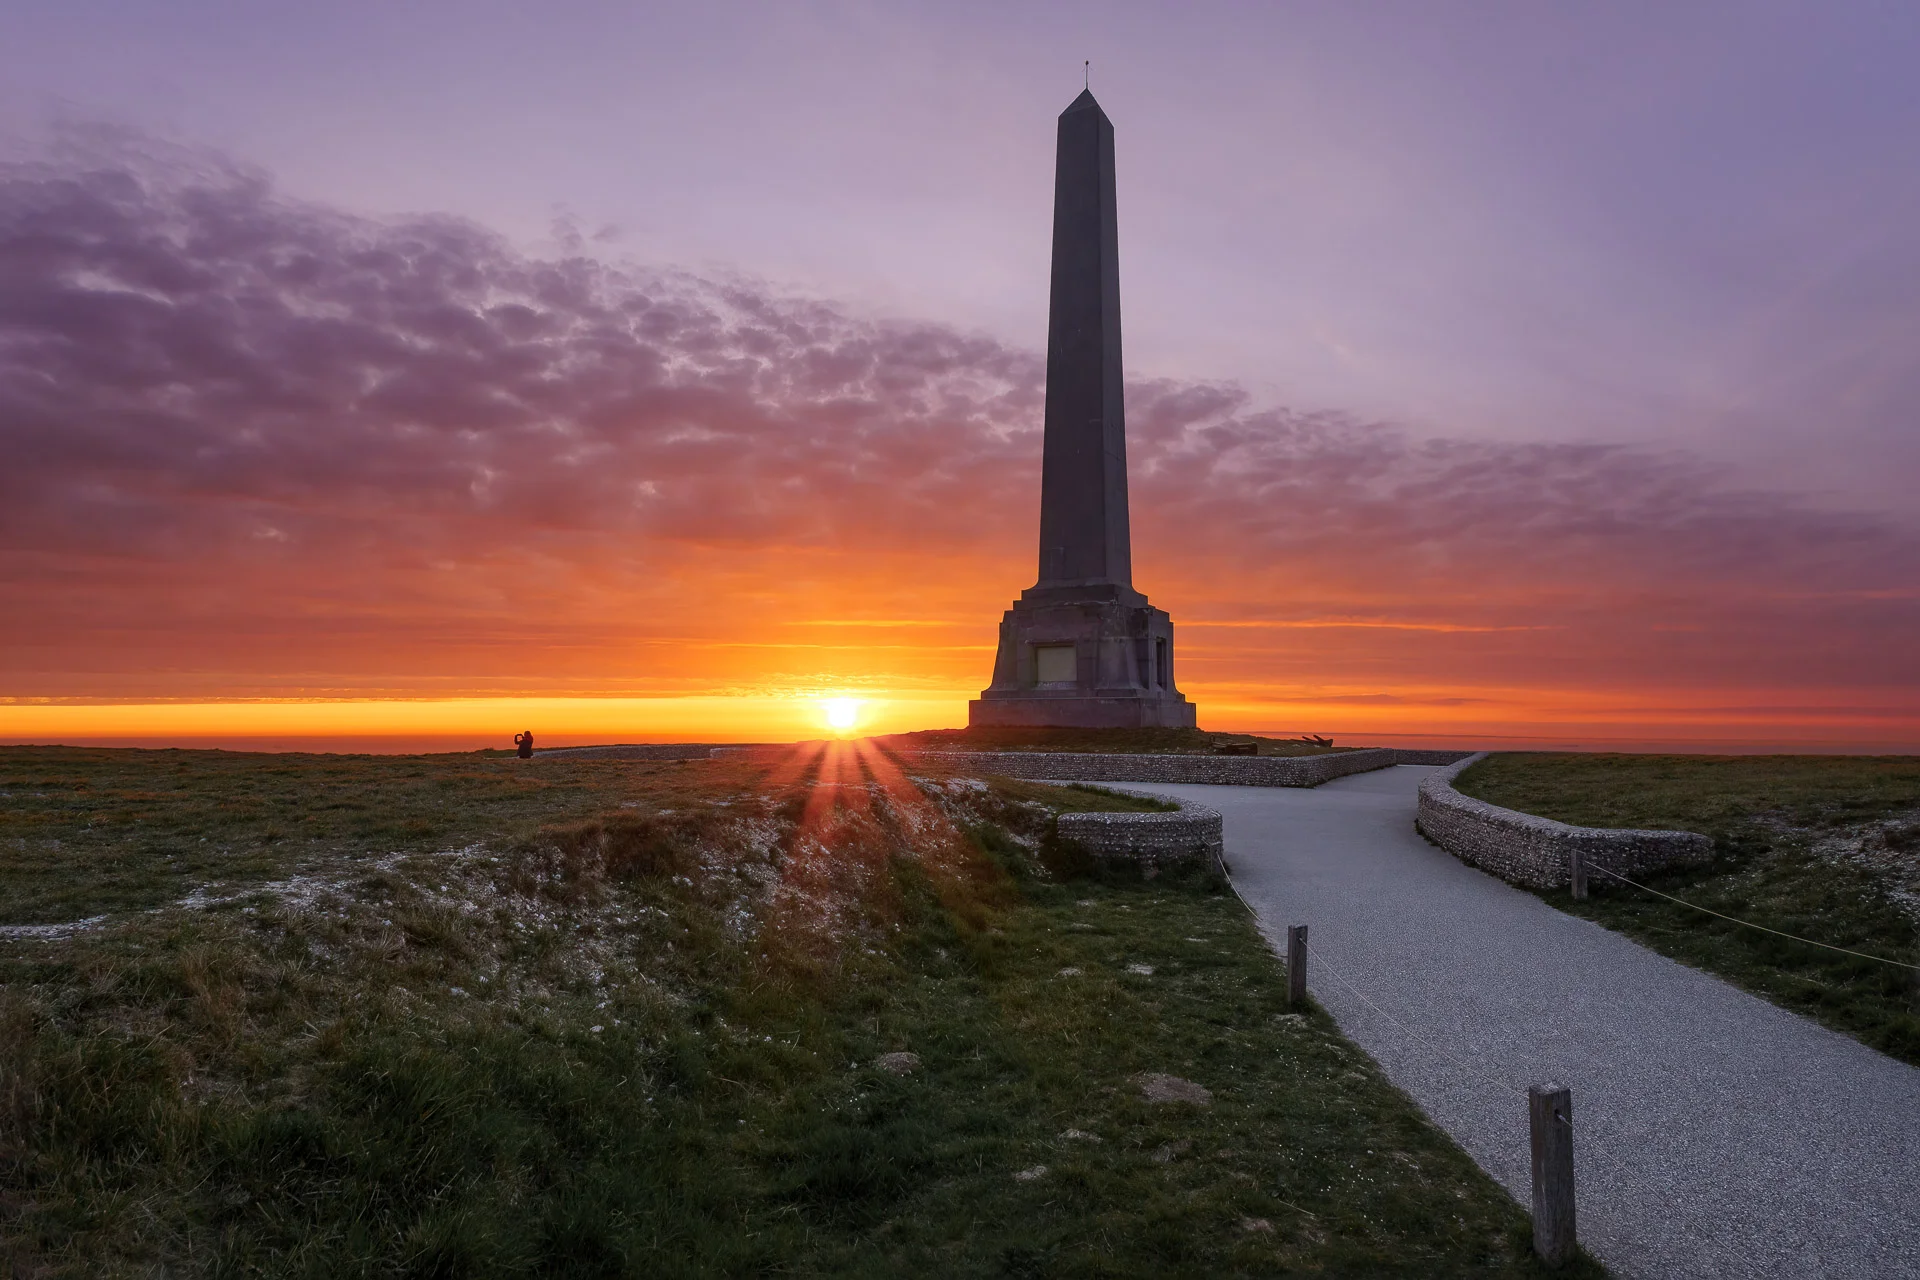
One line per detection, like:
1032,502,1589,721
1417,753,1713,889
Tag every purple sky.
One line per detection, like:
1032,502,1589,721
7,0,1919,515
4,2,1918,749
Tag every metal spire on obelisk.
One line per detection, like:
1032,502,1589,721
969,86,1196,729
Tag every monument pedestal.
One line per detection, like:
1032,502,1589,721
970,582,1196,729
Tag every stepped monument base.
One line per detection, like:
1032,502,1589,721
969,583,1196,729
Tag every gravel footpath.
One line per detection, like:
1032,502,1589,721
1129,766,1920,1280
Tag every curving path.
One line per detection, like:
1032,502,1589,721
1133,766,1920,1280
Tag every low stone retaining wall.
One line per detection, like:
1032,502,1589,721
1054,792,1225,875
1386,749,1487,766
1417,753,1714,890
891,747,1473,788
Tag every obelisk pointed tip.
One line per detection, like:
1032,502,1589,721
1061,87,1103,117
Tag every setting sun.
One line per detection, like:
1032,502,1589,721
822,697,862,734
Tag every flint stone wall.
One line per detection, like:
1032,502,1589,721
1053,792,1225,875
1417,753,1714,890
889,747,1473,788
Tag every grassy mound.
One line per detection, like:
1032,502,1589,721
0,746,1584,1277
1455,752,1920,1064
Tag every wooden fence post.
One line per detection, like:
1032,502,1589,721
1286,925,1307,1006
1569,848,1588,901
1529,1083,1576,1264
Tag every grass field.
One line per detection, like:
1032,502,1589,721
1454,753,1920,1065
0,745,1592,1278
0,744,1589,1280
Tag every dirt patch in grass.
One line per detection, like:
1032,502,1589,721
1,745,1589,1277
1457,753,1920,1064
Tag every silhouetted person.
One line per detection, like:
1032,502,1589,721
514,730,534,759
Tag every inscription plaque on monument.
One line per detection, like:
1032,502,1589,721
970,88,1197,729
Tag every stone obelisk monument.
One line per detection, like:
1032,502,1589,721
970,89,1197,729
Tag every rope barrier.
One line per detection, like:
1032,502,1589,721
1587,864,1920,971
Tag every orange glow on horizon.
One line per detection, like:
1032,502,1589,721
4,676,1918,754
9,493,1916,754
0,693,955,746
